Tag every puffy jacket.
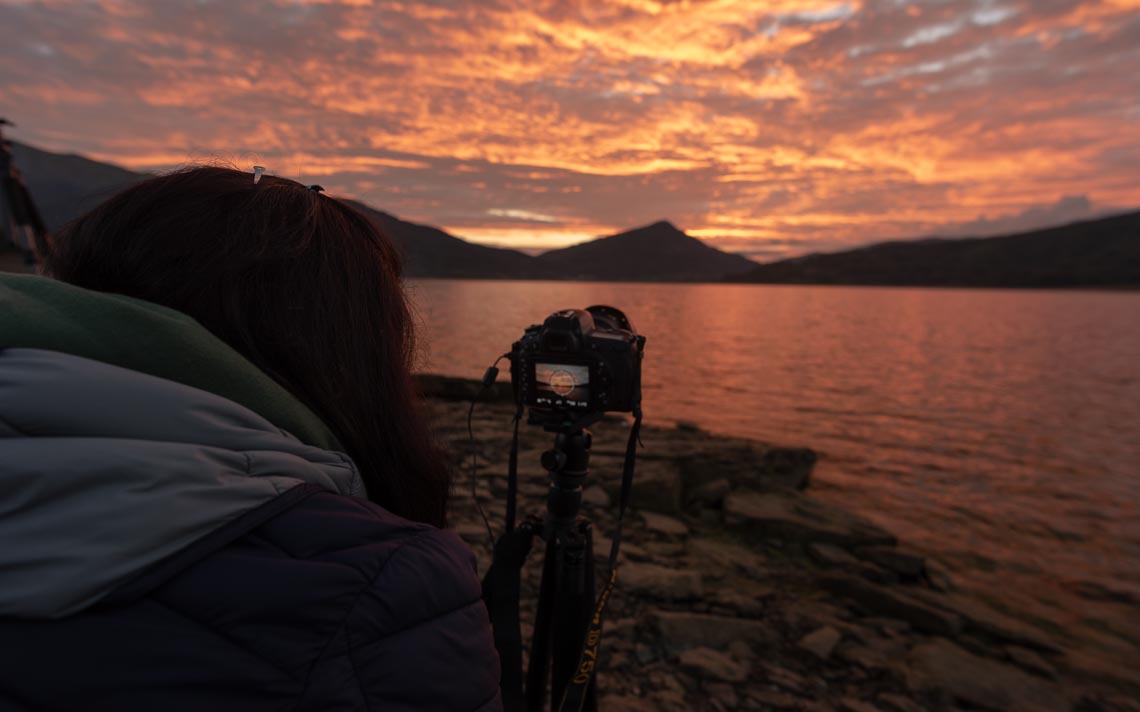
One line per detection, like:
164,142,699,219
0,274,503,711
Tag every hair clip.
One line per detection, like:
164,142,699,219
309,184,325,193
252,165,265,185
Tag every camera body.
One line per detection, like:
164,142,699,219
510,305,645,430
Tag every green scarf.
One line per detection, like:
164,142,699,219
0,272,341,451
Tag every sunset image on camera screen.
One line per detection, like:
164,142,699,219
535,363,589,407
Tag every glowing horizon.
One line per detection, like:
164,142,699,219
2,0,1138,260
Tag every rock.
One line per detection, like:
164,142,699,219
808,542,861,567
763,664,811,694
622,459,684,514
640,512,689,537
676,420,703,433
923,559,955,592
839,700,884,712
712,587,767,617
1005,645,1059,679
648,690,689,712
416,373,512,402
704,683,739,710
911,590,1061,653
582,486,610,508
799,626,843,660
747,689,806,709
599,695,657,711
651,611,771,654
724,490,896,549
875,693,926,712
634,643,657,664
452,521,491,545
858,617,911,635
678,444,816,491
697,508,722,525
758,446,817,489
727,639,755,661
836,641,894,673
907,639,1068,711
820,575,962,637
855,546,925,581
621,562,703,600
687,478,731,508
686,536,767,580
678,647,750,682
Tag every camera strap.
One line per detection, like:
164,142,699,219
556,406,641,712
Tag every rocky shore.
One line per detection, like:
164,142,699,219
418,375,1140,712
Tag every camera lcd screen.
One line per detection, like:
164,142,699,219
532,362,591,409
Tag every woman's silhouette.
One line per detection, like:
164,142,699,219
0,167,502,711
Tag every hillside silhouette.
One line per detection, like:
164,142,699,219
10,141,145,232
8,141,754,282
537,220,757,281
734,211,1140,288
343,201,546,279
8,140,1138,287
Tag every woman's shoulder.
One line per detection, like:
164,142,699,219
235,490,501,710
254,489,482,599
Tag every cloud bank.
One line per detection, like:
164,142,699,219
2,0,1138,258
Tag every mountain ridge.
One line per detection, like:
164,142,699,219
7,140,1139,287
6,140,754,282
732,210,1140,288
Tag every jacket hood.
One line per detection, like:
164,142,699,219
0,348,366,619
0,272,342,451
0,273,368,620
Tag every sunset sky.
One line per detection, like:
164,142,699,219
2,0,1138,259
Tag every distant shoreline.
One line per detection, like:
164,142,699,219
406,274,1140,292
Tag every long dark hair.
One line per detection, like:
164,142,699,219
47,166,450,527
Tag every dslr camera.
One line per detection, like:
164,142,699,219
510,305,645,431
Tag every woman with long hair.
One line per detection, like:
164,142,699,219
0,167,502,710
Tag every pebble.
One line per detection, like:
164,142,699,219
799,626,843,660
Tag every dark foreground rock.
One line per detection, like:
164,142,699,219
421,374,1140,711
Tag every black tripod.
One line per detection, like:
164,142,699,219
480,378,643,712
525,429,597,712
483,425,599,712
481,419,606,706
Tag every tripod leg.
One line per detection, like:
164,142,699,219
526,535,560,712
551,521,597,712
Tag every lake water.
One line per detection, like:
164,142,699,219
407,279,1140,664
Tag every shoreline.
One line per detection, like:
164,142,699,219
420,374,1140,711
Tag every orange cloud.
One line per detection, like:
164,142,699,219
0,0,1137,256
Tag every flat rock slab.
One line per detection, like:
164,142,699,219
820,575,963,637
907,638,1069,712
607,459,683,514
678,443,816,491
855,546,926,580
911,590,1062,654
621,562,703,600
725,489,896,548
640,511,690,537
808,542,862,567
686,536,768,579
651,610,771,654
678,646,750,682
